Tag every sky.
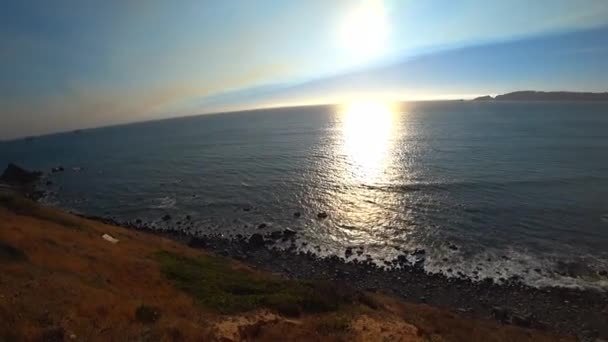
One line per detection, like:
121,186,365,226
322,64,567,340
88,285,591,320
1,0,608,140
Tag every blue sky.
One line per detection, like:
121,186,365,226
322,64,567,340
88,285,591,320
1,0,608,139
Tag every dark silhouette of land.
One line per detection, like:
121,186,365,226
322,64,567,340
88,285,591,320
474,91,608,101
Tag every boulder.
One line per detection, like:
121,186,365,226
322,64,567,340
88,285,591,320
0,163,42,185
317,212,328,219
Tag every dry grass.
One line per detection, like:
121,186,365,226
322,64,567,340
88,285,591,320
0,194,572,341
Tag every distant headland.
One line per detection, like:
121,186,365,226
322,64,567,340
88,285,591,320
473,91,608,101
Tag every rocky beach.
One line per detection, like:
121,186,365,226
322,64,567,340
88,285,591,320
3,163,608,340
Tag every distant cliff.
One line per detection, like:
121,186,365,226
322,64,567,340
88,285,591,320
474,91,608,101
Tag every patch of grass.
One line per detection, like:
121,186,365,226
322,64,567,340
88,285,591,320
0,193,80,229
0,240,27,262
135,305,161,324
155,251,354,316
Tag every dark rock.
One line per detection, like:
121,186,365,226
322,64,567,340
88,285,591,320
396,254,408,264
293,211,301,218
45,180,53,186
411,249,426,257
135,219,142,224
345,247,353,258
51,166,64,173
317,212,328,219
448,244,458,251
243,207,251,212
162,214,171,221
283,228,296,238
599,270,608,276
185,215,191,221
248,234,265,247
0,163,42,185
257,223,267,229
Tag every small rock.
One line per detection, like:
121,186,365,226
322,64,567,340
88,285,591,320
257,223,267,229
162,214,171,221
243,207,251,212
448,244,458,251
185,215,191,221
293,212,301,218
598,270,607,276
135,219,142,224
412,249,426,257
317,212,328,219
345,247,353,258
45,180,53,186
102,234,119,244
51,166,64,173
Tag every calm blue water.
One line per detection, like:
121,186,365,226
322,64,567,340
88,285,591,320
2,101,608,289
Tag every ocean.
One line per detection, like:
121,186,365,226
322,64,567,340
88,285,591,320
2,100,607,290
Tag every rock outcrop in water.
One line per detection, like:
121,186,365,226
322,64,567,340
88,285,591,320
0,163,42,185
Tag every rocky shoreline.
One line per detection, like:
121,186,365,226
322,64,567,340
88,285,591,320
3,164,608,340
74,213,608,340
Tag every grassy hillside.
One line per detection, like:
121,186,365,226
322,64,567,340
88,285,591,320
0,192,571,341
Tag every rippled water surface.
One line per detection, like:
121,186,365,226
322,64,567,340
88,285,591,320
2,101,608,289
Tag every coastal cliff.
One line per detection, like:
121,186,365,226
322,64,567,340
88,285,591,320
0,190,569,341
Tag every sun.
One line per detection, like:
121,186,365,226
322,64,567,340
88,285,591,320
339,0,389,61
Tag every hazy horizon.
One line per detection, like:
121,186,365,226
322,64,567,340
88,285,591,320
2,0,608,139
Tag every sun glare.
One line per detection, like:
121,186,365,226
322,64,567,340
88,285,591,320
339,0,389,61
339,101,397,182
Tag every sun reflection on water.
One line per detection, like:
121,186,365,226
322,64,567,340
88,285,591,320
338,101,398,183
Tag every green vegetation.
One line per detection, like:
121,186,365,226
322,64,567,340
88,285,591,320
0,240,27,262
155,250,356,316
0,192,80,229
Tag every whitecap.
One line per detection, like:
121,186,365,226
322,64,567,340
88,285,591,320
150,197,176,209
